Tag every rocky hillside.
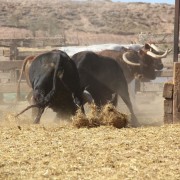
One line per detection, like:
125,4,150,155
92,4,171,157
0,0,175,44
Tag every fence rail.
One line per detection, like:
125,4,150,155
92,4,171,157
0,60,23,70
0,83,29,93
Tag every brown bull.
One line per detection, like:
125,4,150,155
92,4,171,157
98,43,170,83
16,55,35,101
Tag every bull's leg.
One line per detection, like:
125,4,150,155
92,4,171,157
26,90,33,103
111,93,118,107
117,90,140,127
82,90,94,104
121,96,140,127
30,96,39,120
27,90,39,119
72,93,85,114
33,108,44,124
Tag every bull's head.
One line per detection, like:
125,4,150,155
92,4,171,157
122,43,171,80
144,43,172,70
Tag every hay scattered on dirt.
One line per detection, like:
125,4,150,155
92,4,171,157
0,120,180,180
71,109,89,128
0,111,32,127
100,103,128,128
72,103,128,129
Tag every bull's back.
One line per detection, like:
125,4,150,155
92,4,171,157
72,51,126,87
72,51,123,74
98,50,122,60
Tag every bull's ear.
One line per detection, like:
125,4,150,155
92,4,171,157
144,43,150,50
138,49,145,55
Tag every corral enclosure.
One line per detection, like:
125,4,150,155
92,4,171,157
0,0,180,179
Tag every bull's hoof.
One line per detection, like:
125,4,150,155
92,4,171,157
33,119,40,124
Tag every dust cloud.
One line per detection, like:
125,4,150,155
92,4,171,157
0,91,164,127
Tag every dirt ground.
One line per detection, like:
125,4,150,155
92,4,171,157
0,92,180,180
0,114,179,180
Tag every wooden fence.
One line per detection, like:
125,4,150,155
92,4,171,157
0,43,174,104
0,60,29,103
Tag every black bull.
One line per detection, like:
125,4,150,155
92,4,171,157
16,50,85,123
71,51,140,127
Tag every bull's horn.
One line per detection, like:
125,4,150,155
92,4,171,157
167,48,172,53
147,43,162,52
147,43,172,54
146,49,168,59
122,52,140,66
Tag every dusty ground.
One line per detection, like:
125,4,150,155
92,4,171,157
0,92,179,180
0,112,179,179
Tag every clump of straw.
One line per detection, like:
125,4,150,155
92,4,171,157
87,103,101,128
72,103,128,129
72,109,89,128
100,103,128,128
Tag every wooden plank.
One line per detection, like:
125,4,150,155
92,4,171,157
3,48,50,57
0,60,23,70
0,37,65,48
0,83,30,93
140,82,164,92
156,70,173,77
164,99,173,114
173,62,180,123
17,50,48,58
2,48,10,57
164,113,173,124
163,82,174,99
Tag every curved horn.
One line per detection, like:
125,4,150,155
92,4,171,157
146,49,168,59
167,48,172,53
122,52,140,66
147,43,172,54
147,43,162,52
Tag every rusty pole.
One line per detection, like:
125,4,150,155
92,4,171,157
174,0,180,62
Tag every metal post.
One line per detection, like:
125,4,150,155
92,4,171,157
174,0,180,62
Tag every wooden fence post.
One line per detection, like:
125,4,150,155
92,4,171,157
163,82,173,123
173,62,180,123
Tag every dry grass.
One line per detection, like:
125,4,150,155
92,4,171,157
0,111,180,180
0,0,174,43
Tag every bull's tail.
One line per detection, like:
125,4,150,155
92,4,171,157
16,56,34,101
15,104,39,117
42,52,62,105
